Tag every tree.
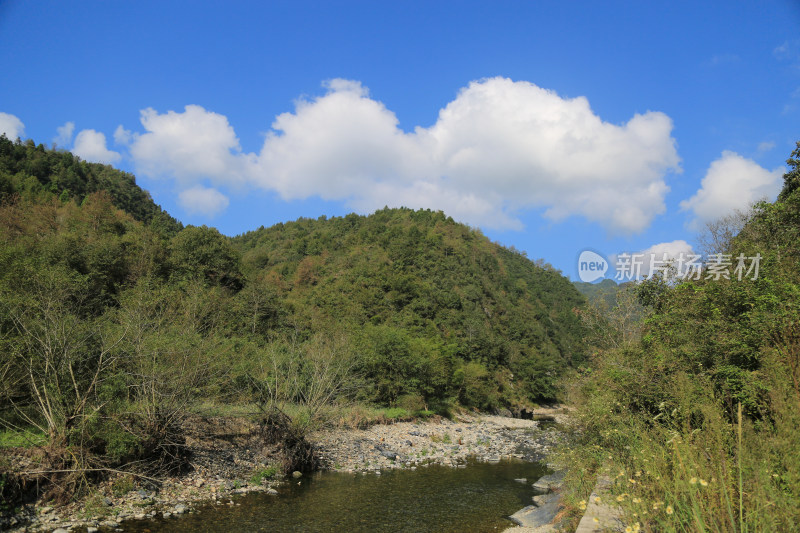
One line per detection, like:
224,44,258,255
779,140,800,200
107,278,230,465
0,264,124,443
695,207,753,257
170,225,243,290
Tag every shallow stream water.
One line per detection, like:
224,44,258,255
119,458,549,533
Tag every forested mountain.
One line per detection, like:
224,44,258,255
234,208,588,407
0,134,181,235
573,278,620,308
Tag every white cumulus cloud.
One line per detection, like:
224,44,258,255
129,105,253,185
178,186,230,216
0,112,25,139
54,121,75,147
681,151,783,228
72,129,122,164
254,77,681,232
122,78,681,231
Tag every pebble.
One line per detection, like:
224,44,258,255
310,414,565,475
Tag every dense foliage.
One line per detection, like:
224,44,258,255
561,143,800,531
0,134,181,236
235,208,587,409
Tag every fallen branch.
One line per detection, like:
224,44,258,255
16,468,162,484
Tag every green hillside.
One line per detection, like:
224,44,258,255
0,134,181,235
234,208,588,408
573,277,620,308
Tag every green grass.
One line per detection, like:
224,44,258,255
111,475,136,497
250,465,279,485
0,427,46,448
381,407,411,419
191,401,422,431
81,493,111,519
558,360,800,532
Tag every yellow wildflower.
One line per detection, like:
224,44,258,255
593,517,599,523
690,477,698,485
632,497,641,504
635,470,642,477
616,495,625,502
626,527,632,533
594,496,602,504
700,479,708,486
666,505,674,515
628,478,637,484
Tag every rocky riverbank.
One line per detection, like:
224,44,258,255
3,408,570,532
310,411,567,473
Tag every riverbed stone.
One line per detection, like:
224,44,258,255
531,471,565,493
509,492,560,528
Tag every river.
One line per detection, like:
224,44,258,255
118,458,549,533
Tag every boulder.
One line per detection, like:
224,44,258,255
532,471,565,493
510,493,560,528
378,449,399,460
493,407,513,418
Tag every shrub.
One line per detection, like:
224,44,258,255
250,465,279,485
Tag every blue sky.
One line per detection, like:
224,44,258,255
1,1,799,279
